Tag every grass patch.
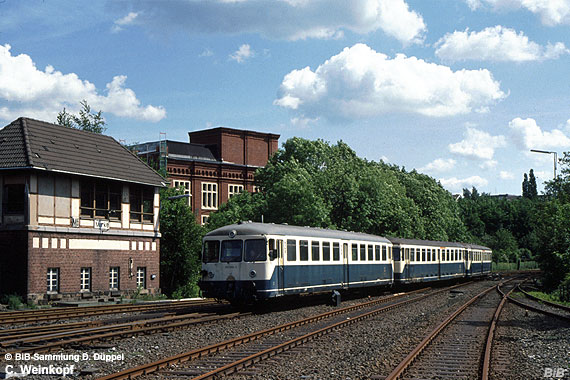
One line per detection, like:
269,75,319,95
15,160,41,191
527,291,570,307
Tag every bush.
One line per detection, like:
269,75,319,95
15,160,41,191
1,294,24,310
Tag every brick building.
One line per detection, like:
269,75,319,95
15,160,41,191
0,118,167,303
134,127,279,224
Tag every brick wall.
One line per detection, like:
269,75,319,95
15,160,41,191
27,231,160,302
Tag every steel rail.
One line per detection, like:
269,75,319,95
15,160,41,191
501,285,570,322
0,299,220,325
384,278,517,380
95,283,473,380
3,312,244,354
517,284,570,312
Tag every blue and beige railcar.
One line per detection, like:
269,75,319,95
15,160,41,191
388,238,468,283
199,222,393,303
466,243,492,277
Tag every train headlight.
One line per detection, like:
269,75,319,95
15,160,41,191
208,272,215,279
249,270,257,278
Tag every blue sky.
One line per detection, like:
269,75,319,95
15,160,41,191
1,0,570,195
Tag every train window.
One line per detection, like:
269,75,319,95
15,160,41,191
333,243,340,261
300,240,309,261
382,246,387,261
409,248,414,262
245,239,267,262
414,248,419,261
375,245,380,261
323,242,331,261
422,249,426,262
312,241,320,261
287,239,297,261
368,245,373,261
389,246,392,260
352,244,358,261
203,241,220,263
427,249,431,262
360,244,366,261
433,250,437,261
221,240,242,262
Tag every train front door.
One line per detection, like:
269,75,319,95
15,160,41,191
404,248,410,280
277,240,285,295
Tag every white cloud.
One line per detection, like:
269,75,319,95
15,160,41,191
468,0,570,26
479,160,498,169
199,48,214,58
112,12,139,33
435,25,568,62
499,171,515,180
128,0,426,44
439,176,489,192
379,155,389,162
448,127,506,161
508,117,570,150
419,158,456,172
229,44,254,63
274,44,505,121
0,44,165,123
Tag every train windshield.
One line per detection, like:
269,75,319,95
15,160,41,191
203,241,220,263
244,239,266,262
221,240,243,262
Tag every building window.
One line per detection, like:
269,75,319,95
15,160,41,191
80,268,91,292
228,184,244,199
136,267,146,289
47,268,59,293
80,181,122,220
130,186,154,223
201,215,209,225
3,184,25,216
109,267,120,290
202,182,218,210
173,181,191,206
252,185,261,193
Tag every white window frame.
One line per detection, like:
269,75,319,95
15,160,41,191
201,215,209,225
136,267,146,289
173,180,191,206
109,267,120,291
80,267,91,292
252,185,260,193
201,182,218,210
228,184,244,199
47,268,59,293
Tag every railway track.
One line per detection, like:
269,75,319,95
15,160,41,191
381,278,520,380
0,299,221,325
512,284,570,321
1,309,245,355
94,282,477,380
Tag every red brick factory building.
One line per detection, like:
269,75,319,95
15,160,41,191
133,127,279,225
0,118,167,303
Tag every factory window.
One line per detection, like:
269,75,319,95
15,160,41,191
221,240,242,262
80,267,91,292
109,267,120,290
130,186,154,223
287,239,297,261
201,182,218,210
352,244,358,261
375,245,380,261
360,244,366,261
245,239,266,262
322,242,331,261
333,243,340,261
80,181,122,220
203,240,220,263
2,184,25,216
173,181,191,206
368,245,373,261
311,241,320,261
47,268,59,293
382,246,387,261
228,184,244,199
300,240,309,261
136,267,146,289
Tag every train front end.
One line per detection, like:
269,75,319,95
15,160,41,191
198,225,278,304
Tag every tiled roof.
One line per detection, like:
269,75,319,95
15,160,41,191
0,118,167,187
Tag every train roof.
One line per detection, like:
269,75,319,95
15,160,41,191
205,222,391,243
387,237,491,251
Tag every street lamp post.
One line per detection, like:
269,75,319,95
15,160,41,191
530,149,558,179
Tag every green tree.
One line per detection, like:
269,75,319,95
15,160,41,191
528,169,538,199
57,100,107,134
522,173,529,198
159,187,204,297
